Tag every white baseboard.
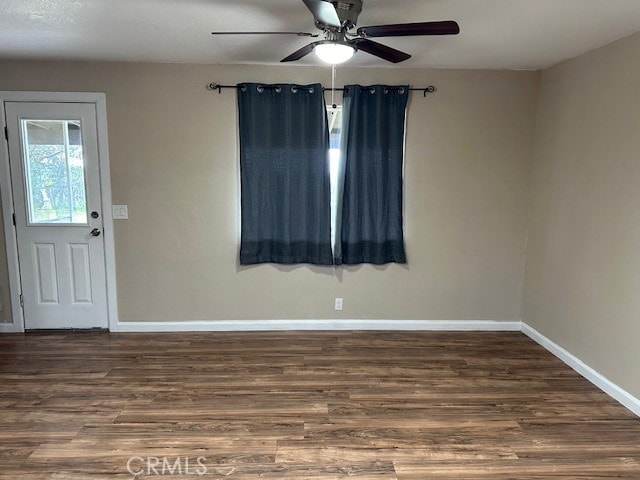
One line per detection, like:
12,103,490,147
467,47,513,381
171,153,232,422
113,319,522,333
0,322,21,333
521,322,640,417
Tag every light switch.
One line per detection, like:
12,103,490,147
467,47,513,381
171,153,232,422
112,205,128,220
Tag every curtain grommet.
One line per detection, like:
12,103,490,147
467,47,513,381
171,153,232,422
399,87,405,94
240,85,247,93
291,86,298,93
257,85,264,93
309,87,314,94
275,86,282,93
383,88,389,94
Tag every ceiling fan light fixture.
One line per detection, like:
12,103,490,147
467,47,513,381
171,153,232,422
314,42,355,64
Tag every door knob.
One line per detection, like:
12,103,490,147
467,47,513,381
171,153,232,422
90,228,101,237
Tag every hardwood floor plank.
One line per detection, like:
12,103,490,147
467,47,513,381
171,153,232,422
275,444,519,463
394,457,640,478
76,421,305,441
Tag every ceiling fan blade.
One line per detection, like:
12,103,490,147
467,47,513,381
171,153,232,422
357,21,460,38
301,0,341,28
211,31,318,37
352,39,411,63
281,42,322,62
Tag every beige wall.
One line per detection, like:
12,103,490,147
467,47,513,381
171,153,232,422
523,32,640,398
0,61,538,323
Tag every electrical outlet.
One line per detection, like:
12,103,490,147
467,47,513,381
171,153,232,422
334,297,343,311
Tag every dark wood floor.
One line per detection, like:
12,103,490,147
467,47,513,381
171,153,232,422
0,331,638,479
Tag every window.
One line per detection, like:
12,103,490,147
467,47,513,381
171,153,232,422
20,119,88,225
327,105,342,249
237,83,408,266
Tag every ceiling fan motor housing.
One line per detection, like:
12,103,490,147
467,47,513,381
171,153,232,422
329,0,363,29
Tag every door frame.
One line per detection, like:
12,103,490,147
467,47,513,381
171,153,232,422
0,92,118,332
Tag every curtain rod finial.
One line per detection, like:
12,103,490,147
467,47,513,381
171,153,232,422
424,85,436,97
207,83,222,93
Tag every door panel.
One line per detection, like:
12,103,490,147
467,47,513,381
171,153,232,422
5,102,108,329
33,243,59,305
68,243,93,305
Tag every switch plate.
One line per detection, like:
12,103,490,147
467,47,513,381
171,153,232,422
112,205,128,220
334,297,343,311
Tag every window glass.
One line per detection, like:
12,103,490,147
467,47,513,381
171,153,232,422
327,106,342,247
21,119,88,224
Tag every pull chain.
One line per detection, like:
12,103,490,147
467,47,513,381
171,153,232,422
331,64,337,109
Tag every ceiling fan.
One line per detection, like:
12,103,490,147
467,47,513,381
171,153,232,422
211,0,460,64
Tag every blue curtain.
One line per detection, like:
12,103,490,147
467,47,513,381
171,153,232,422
237,83,333,265
338,85,409,265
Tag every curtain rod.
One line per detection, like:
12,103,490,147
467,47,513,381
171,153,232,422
207,83,436,97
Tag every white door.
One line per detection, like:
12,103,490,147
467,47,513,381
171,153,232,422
5,102,108,329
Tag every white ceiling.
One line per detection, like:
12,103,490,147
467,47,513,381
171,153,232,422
1,0,640,70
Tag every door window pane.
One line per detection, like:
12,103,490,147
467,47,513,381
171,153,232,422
21,119,88,224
